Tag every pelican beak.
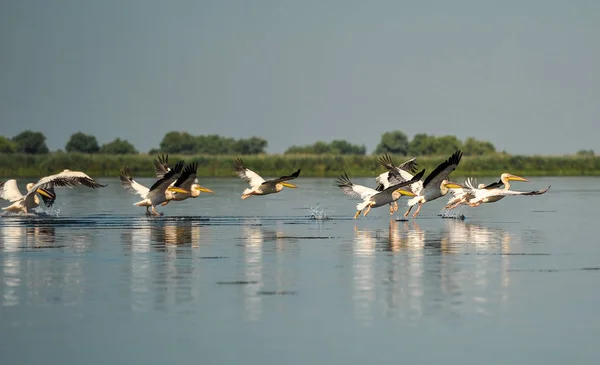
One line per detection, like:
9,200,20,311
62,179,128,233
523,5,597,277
167,187,190,194
281,182,297,188
396,189,415,196
444,182,463,189
507,174,529,182
36,188,54,199
194,185,215,194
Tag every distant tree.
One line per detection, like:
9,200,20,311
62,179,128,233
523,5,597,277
374,131,409,155
576,149,595,157
196,134,236,154
12,130,49,154
159,131,198,154
0,136,17,153
408,133,436,156
330,140,366,155
100,138,138,154
65,132,100,153
233,137,268,155
431,135,463,156
463,137,496,156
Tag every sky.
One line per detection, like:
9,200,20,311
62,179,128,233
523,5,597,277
1,0,598,155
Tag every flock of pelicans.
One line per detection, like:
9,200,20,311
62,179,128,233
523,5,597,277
0,150,550,218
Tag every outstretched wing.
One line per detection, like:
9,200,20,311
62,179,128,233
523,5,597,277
149,160,185,193
335,173,378,200
120,167,150,198
381,169,425,194
376,155,417,191
265,169,301,185
233,158,265,188
173,162,198,191
423,150,463,188
153,154,171,180
24,170,106,205
0,179,24,202
492,186,551,197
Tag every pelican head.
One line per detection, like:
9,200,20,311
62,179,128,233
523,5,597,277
190,184,215,198
501,173,529,183
441,180,463,195
276,182,297,192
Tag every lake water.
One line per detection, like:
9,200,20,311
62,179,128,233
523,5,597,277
1,176,599,364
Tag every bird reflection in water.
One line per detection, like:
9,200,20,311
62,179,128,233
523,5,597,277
121,220,203,313
353,219,514,322
1,225,56,252
239,222,293,322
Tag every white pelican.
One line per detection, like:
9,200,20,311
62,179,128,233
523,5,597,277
119,161,189,216
168,162,215,201
403,150,464,218
336,169,424,219
459,177,550,208
375,154,419,213
150,155,215,201
0,170,105,214
444,173,528,211
233,158,300,199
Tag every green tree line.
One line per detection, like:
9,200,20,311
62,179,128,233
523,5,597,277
0,129,595,158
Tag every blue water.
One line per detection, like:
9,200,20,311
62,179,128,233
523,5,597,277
1,177,599,364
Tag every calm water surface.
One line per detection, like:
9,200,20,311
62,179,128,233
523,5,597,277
1,177,599,364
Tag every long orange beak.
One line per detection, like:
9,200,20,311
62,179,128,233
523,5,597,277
507,174,529,182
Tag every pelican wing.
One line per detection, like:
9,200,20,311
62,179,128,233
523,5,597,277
30,170,106,191
0,179,24,202
173,162,198,191
375,155,418,191
233,158,265,188
149,160,185,193
423,150,463,188
120,167,150,198
335,173,378,200
488,186,551,197
264,169,301,186
153,154,171,180
483,179,504,189
381,169,425,194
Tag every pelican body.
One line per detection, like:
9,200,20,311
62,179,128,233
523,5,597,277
404,150,464,218
336,169,425,219
1,170,105,214
120,160,189,216
233,158,300,199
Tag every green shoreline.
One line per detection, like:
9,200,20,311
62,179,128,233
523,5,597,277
0,152,597,178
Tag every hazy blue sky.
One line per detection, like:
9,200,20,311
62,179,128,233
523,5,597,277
1,0,598,154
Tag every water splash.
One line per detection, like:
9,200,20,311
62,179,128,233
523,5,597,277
308,203,330,220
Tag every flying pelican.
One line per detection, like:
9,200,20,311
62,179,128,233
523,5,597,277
168,162,215,202
403,150,464,218
0,170,105,214
444,173,528,211
150,155,215,201
336,169,425,219
460,178,550,208
233,158,301,199
119,160,189,216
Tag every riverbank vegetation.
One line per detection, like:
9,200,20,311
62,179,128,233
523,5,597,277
0,129,596,177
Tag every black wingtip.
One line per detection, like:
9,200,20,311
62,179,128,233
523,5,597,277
291,169,301,178
412,169,425,182
334,172,352,187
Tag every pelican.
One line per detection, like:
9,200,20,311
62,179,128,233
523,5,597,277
119,160,189,216
336,169,425,219
444,173,528,211
461,177,550,208
375,154,419,213
0,170,105,214
168,162,215,202
233,158,300,199
151,155,215,201
403,150,464,218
